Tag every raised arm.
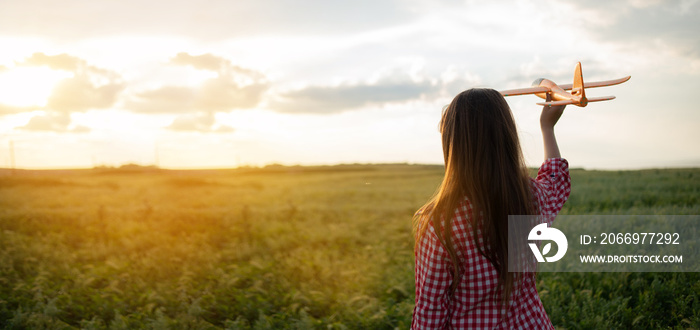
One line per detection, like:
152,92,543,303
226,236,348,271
540,93,566,160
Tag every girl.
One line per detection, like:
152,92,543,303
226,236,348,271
412,89,571,329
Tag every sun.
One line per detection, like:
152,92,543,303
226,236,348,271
0,67,74,107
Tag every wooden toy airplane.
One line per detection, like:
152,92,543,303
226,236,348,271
499,62,630,107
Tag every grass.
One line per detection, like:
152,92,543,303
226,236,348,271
0,165,698,329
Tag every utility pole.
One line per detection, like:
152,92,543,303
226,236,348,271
9,140,15,175
154,144,159,168
9,140,15,169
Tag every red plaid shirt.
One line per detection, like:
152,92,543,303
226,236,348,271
412,158,571,329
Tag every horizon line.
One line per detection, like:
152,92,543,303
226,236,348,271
1,162,699,173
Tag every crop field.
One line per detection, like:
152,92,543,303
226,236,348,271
0,165,699,329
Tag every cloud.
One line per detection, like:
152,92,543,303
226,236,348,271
273,80,436,114
171,52,228,71
129,86,195,113
270,68,480,114
561,0,700,58
127,52,268,114
22,52,85,72
170,53,264,79
47,77,124,112
18,52,125,112
0,103,36,115
167,113,234,133
18,113,90,133
197,77,268,110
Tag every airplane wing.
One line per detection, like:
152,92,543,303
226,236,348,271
587,96,616,103
500,86,550,96
558,76,631,90
536,100,577,106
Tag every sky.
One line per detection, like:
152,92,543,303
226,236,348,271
0,0,698,169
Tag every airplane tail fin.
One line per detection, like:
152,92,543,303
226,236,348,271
572,62,586,102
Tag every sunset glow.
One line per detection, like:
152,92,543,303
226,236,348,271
0,67,73,107
0,0,698,169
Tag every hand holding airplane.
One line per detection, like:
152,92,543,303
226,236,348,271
499,62,630,107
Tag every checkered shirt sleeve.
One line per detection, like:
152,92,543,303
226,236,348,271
533,158,571,219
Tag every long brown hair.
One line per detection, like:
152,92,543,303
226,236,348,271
414,88,535,306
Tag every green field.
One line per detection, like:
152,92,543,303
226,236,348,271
1,165,699,329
